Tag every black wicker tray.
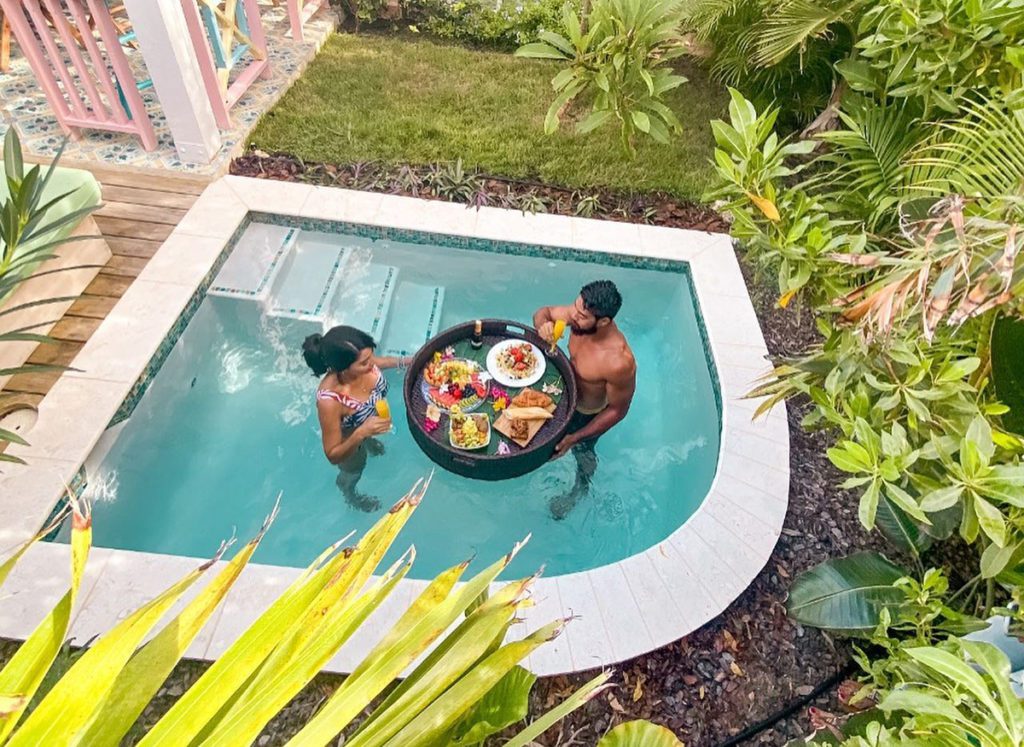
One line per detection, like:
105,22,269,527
404,319,578,480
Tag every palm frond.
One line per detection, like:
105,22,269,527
914,96,1024,203
753,0,857,66
679,0,752,38
812,98,927,230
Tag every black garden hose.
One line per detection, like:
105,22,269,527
714,660,859,747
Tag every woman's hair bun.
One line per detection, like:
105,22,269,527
302,333,327,376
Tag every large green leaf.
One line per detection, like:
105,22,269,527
875,496,932,557
453,666,537,745
786,551,906,633
992,315,1024,436
597,720,684,746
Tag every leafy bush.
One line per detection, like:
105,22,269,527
407,0,576,50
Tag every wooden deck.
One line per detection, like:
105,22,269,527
3,167,211,410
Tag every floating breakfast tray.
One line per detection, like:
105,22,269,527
404,319,577,481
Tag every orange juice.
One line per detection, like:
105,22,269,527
550,319,566,352
375,399,391,420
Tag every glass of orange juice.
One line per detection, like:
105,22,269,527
549,319,566,353
375,399,394,433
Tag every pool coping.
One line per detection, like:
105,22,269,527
0,176,789,676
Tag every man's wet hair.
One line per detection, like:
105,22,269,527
580,280,622,320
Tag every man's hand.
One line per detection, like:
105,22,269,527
537,320,555,343
553,434,577,458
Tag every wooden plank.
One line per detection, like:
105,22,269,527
27,339,83,367
95,216,174,242
84,273,133,297
68,295,118,318
102,255,149,278
5,370,63,395
107,236,163,259
0,392,44,411
50,315,102,342
92,168,209,195
100,185,198,210
96,201,189,225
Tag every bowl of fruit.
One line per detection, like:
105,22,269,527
449,412,491,450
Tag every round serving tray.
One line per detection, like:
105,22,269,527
404,319,578,480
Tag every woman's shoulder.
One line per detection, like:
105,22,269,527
316,387,356,411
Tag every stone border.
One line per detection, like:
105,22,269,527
0,176,789,676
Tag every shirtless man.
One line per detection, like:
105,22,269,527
533,280,637,519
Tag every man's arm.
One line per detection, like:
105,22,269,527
555,359,637,453
533,304,573,342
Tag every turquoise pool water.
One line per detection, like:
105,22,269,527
71,224,720,579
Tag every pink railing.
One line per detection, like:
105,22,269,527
286,0,326,42
180,0,270,129
0,0,156,150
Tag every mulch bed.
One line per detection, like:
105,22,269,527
1,161,971,745
229,152,729,234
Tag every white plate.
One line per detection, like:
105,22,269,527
486,339,546,388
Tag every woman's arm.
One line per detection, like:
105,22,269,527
317,400,365,464
372,354,414,370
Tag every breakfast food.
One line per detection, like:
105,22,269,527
423,358,487,411
511,388,553,409
509,418,529,441
502,406,554,421
451,413,490,449
496,342,538,380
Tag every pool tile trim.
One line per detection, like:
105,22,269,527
0,177,789,677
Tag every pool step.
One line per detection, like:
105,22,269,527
265,231,352,322
209,224,296,301
325,258,399,341
380,282,446,357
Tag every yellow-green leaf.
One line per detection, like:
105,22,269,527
141,481,427,747
79,505,278,746
0,502,90,743
745,191,781,222
8,555,207,747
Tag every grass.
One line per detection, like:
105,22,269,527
249,33,728,200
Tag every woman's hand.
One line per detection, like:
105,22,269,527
359,416,392,437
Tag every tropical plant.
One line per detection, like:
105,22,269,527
424,158,484,203
516,0,689,155
0,482,614,746
807,640,1024,746
680,0,853,124
407,0,578,50
573,192,603,217
598,719,685,746
707,88,857,305
847,0,1024,115
0,130,101,464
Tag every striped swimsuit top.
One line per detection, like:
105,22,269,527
316,367,389,431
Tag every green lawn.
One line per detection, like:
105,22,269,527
249,33,727,200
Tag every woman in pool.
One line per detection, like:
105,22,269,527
302,325,412,512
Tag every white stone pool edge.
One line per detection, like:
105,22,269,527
0,175,789,677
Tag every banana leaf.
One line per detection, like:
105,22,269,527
786,551,906,634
